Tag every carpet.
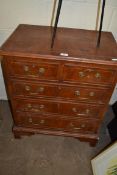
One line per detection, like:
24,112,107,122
0,101,114,175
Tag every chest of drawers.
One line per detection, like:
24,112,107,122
0,24,117,146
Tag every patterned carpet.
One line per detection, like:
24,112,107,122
0,101,114,175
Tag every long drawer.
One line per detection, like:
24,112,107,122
14,112,99,133
9,80,111,104
11,98,104,119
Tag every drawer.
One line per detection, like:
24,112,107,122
9,80,58,98
12,99,103,119
59,102,103,119
7,60,59,80
9,80,111,104
15,112,99,133
58,85,111,104
63,65,114,85
12,99,58,114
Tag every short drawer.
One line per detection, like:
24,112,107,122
14,112,99,133
9,80,58,98
58,85,111,104
63,65,115,85
12,99,58,114
7,60,59,81
59,102,103,119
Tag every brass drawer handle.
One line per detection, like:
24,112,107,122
70,123,75,127
32,109,40,112
79,70,101,79
39,104,44,109
38,87,44,92
89,92,95,97
72,107,77,113
74,128,81,130
95,72,101,78
25,85,31,91
86,109,90,114
81,124,86,128
40,119,45,124
29,117,33,123
75,90,80,96
27,104,44,112
70,123,86,129
28,118,45,124
79,71,85,77
72,108,90,115
33,119,45,125
27,103,32,108
39,67,45,74
25,86,44,94
24,65,29,72
58,86,62,90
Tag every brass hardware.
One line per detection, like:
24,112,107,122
89,92,95,97
70,123,85,129
28,117,32,123
27,104,44,112
30,92,38,95
25,85,30,91
28,119,45,125
74,127,81,130
40,119,45,124
86,109,90,114
32,109,40,112
72,107,77,113
70,123,81,130
95,72,101,78
76,113,88,116
39,67,45,74
79,71,85,77
24,65,29,72
86,69,93,73
38,87,44,92
72,108,89,116
81,124,85,128
58,86,62,90
70,123,74,127
39,105,44,109
75,90,80,96
27,104,32,108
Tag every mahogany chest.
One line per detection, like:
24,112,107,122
0,24,117,146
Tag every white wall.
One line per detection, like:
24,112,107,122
0,0,117,103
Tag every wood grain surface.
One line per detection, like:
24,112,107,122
0,25,117,146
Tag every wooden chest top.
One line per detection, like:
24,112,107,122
0,24,117,64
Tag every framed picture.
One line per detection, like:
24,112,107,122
91,142,117,175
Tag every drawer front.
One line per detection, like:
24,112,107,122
7,60,59,80
15,112,99,133
9,80,110,104
12,99,58,114
58,85,111,104
12,99,102,119
10,81,58,98
59,102,103,119
63,65,114,85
